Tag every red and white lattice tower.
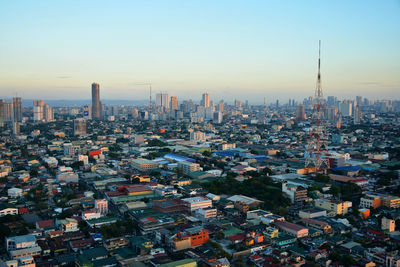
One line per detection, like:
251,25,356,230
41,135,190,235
305,41,330,172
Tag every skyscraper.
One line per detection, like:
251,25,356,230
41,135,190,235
354,106,362,124
33,100,45,121
44,104,54,122
339,101,352,117
92,83,101,120
12,97,22,122
170,96,178,110
202,93,210,108
296,104,306,121
156,92,169,111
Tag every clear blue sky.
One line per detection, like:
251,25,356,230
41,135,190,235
0,0,399,103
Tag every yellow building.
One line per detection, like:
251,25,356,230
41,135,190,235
135,175,151,183
264,227,279,239
383,196,400,209
314,199,352,215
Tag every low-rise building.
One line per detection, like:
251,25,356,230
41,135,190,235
170,227,209,251
182,197,212,212
131,158,158,171
360,194,383,209
195,208,217,221
314,199,352,215
178,161,200,174
57,218,79,233
383,196,400,209
300,218,332,234
8,188,23,198
382,217,395,232
0,203,18,217
6,235,42,259
282,182,308,203
274,221,308,238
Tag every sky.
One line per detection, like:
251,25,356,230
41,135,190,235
0,0,399,104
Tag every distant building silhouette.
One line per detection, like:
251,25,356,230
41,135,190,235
92,83,102,120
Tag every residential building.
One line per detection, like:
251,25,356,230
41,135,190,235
382,217,395,232
6,235,42,259
8,188,23,198
190,131,206,142
314,199,352,215
0,203,18,217
178,161,200,174
382,196,400,209
57,218,79,233
131,158,158,171
170,227,209,251
282,182,308,203
195,208,217,221
182,197,212,212
360,194,383,209
274,221,309,238
300,218,332,234
95,199,108,215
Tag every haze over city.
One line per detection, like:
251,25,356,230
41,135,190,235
1,0,400,103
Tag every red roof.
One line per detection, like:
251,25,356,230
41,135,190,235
18,207,29,214
229,233,245,242
275,220,306,231
37,220,55,229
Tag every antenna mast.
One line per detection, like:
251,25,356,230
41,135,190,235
305,41,330,172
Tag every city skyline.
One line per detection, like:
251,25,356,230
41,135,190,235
0,1,399,102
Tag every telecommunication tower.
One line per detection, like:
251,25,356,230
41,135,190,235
305,41,330,172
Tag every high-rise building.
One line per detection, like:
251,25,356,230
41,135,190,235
356,96,362,107
0,100,5,125
202,93,210,108
354,106,362,124
296,104,306,121
170,96,178,110
92,83,102,120
83,105,91,120
73,118,87,136
12,97,22,122
326,106,338,122
12,121,20,136
327,96,336,107
213,112,223,123
218,101,224,113
44,104,54,122
156,92,169,111
33,100,45,121
3,102,13,122
339,101,352,117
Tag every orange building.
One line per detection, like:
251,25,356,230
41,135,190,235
171,227,209,251
189,228,209,247
359,208,370,219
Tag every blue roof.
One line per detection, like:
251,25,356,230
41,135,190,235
164,154,196,163
250,155,267,162
332,166,362,172
215,150,241,157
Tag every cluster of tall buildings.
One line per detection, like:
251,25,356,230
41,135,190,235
33,100,54,122
0,97,22,125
